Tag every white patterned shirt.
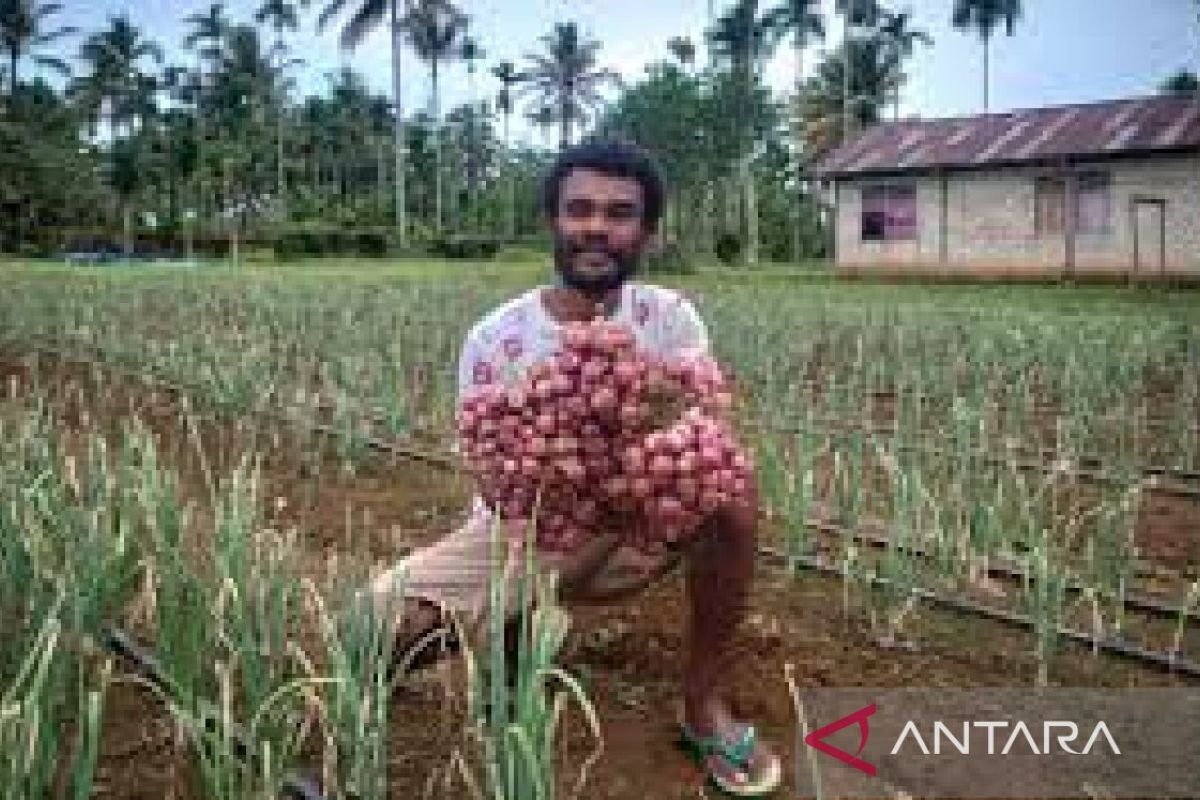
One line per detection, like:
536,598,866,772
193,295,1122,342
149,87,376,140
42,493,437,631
456,281,711,526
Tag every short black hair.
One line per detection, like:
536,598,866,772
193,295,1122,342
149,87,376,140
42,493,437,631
540,139,666,233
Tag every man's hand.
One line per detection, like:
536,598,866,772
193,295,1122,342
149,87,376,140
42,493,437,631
552,527,624,587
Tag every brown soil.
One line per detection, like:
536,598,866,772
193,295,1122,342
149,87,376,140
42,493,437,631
3,350,1199,800
1135,486,1200,577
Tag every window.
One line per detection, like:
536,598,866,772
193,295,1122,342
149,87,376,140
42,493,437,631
861,183,917,242
1075,171,1111,235
1035,172,1111,237
1035,177,1065,237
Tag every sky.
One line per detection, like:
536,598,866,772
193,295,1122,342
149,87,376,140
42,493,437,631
44,0,1200,147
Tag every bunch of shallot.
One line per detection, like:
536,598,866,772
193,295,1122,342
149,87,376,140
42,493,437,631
457,318,752,553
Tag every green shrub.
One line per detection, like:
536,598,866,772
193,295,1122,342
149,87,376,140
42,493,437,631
714,232,743,265
428,235,502,260
352,230,390,258
273,227,397,259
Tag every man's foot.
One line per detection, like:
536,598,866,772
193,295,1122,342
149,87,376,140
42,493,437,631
680,698,781,796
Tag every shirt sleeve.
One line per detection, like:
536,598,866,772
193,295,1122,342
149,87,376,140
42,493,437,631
662,290,711,359
456,325,490,410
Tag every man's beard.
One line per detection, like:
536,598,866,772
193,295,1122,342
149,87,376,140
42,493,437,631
552,235,641,296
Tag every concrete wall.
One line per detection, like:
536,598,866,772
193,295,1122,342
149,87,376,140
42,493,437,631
833,153,1200,278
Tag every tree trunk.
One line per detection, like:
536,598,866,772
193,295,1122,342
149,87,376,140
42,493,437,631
738,55,758,267
194,67,207,242
983,32,991,112
723,175,734,235
391,0,408,245
560,85,571,152
275,33,287,216
894,44,902,121
504,111,515,239
185,205,194,263
672,191,681,242
122,205,133,258
222,161,237,265
376,136,386,209
795,37,806,263
432,60,443,233
167,163,178,234
466,69,476,235
842,21,852,145
700,175,710,256
743,154,758,266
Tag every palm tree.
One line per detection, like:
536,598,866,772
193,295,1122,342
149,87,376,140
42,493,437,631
211,24,277,261
707,0,780,265
521,21,623,152
952,0,1023,112
458,32,483,231
460,33,483,98
491,59,526,237
878,9,932,120
365,92,392,207
254,0,303,47
764,0,824,112
325,66,372,200
183,3,229,71
0,0,75,94
525,103,555,149
75,14,164,255
317,0,411,243
763,0,824,265
667,35,697,70
797,37,892,159
444,98,491,230
76,15,163,138
491,60,525,148
254,0,307,209
182,3,229,237
401,0,467,233
1161,69,1200,95
834,0,880,142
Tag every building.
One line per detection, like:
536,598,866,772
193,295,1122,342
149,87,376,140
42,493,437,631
810,94,1200,280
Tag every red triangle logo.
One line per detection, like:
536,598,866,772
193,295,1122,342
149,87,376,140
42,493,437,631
804,703,877,776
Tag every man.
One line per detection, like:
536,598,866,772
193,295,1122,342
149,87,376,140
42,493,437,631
370,140,781,796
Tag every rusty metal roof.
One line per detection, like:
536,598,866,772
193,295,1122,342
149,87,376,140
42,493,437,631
810,94,1200,178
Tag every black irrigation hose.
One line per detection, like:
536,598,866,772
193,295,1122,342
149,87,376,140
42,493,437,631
298,415,1200,625
757,546,1200,681
100,627,327,800
11,341,1200,679
797,516,1200,623
314,415,1200,678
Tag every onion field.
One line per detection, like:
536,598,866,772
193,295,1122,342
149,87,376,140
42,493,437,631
1,260,1198,799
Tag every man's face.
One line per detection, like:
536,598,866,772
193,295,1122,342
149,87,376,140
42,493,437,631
551,168,653,295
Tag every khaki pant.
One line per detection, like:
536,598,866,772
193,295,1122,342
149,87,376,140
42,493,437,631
366,509,685,629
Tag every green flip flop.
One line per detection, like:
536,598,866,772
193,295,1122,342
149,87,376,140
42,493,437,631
677,722,783,797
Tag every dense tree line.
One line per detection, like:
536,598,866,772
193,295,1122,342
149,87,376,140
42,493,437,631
0,0,1054,264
